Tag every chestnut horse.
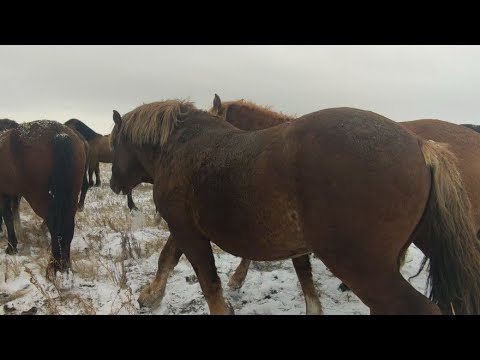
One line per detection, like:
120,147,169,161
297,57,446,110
212,95,480,298
64,119,137,210
110,100,480,315
0,120,86,279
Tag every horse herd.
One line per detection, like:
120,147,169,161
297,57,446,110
2,93,480,315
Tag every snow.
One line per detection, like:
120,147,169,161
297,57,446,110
0,164,429,315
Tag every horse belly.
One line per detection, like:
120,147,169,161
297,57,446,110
194,191,310,261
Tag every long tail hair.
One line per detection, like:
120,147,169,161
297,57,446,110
47,134,75,267
414,140,480,314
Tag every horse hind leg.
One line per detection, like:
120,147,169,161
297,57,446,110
173,229,233,315
321,251,441,314
337,247,410,293
12,196,23,243
138,235,183,309
292,255,323,315
227,258,252,290
2,196,18,255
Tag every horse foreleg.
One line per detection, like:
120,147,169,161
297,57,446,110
78,171,89,211
227,258,251,290
292,255,323,315
88,168,94,188
127,191,137,211
94,162,101,187
138,235,183,309
175,230,233,315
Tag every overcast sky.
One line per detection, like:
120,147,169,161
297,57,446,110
1,45,480,134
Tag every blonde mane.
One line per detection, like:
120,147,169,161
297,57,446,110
215,99,295,122
111,99,196,147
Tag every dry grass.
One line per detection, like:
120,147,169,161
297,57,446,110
59,293,96,315
24,266,60,315
3,256,22,282
0,286,30,305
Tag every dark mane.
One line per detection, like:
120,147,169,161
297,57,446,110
64,118,102,141
462,124,480,134
0,118,19,132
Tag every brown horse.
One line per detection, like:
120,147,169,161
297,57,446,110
212,95,480,297
64,119,137,210
0,119,89,239
0,120,86,279
109,100,480,315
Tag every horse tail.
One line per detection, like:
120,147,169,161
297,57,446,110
414,139,480,314
47,133,75,270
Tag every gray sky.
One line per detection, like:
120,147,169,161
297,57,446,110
1,45,480,134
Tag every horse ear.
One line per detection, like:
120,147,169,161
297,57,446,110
213,94,222,113
113,110,122,125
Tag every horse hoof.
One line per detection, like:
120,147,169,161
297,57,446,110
95,183,101,187
227,301,235,315
227,278,243,290
138,287,165,310
77,204,84,212
6,246,18,255
338,283,351,292
45,263,56,282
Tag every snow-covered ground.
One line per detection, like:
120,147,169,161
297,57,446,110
0,164,429,315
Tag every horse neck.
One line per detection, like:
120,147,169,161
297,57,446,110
133,146,157,183
226,105,288,130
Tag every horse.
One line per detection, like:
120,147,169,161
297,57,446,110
0,120,87,279
64,119,138,210
0,119,22,240
212,95,480,297
0,119,89,238
109,99,480,315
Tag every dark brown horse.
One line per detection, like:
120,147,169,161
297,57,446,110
0,120,87,279
109,100,480,315
64,119,137,210
0,119,22,241
212,95,480,298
